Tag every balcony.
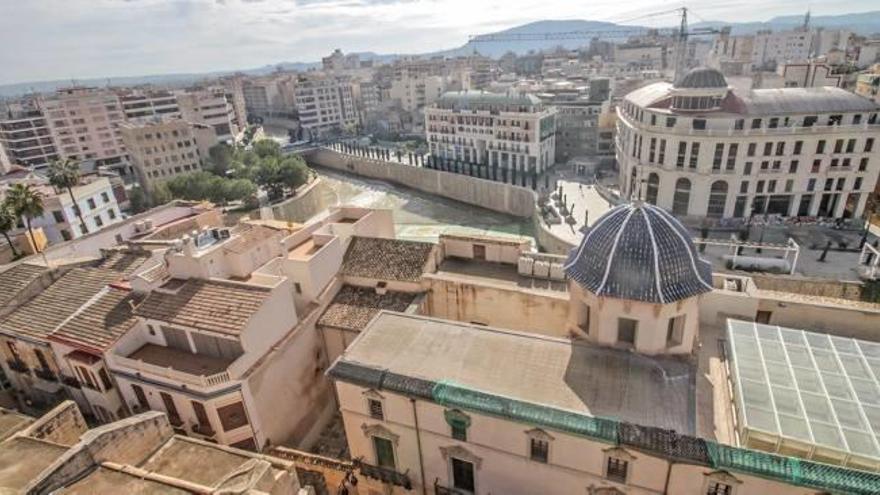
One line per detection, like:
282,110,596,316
111,343,234,390
434,480,470,495
6,360,28,374
61,375,81,389
353,460,412,489
34,368,58,382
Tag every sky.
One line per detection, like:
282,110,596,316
0,0,877,85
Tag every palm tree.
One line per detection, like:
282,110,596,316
0,202,20,258
6,184,45,253
47,159,87,235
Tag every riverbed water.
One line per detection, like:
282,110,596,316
275,168,535,245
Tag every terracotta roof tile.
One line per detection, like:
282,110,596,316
51,287,142,351
318,285,418,332
0,264,48,309
341,237,433,283
133,278,272,335
96,251,151,276
0,268,122,341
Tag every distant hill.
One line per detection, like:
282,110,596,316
691,10,880,35
3,11,880,98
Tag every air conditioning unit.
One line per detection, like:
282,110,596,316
375,281,388,295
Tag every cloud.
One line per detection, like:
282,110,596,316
0,0,877,86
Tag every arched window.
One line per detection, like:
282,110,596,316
707,180,728,218
629,167,637,199
672,178,691,216
645,173,660,205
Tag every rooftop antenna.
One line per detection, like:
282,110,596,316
803,9,811,31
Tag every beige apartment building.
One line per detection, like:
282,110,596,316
425,90,558,175
115,88,181,121
294,74,360,138
176,87,241,142
40,87,127,169
617,67,880,220
120,117,216,189
0,101,59,171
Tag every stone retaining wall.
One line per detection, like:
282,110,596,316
305,149,536,218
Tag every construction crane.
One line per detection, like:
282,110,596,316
469,7,722,82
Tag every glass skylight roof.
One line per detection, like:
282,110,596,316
727,320,880,460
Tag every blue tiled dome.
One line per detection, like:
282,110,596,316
676,67,728,89
564,203,713,304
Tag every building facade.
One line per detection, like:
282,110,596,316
616,67,880,220
120,118,214,189
294,75,360,138
426,91,557,174
40,87,127,169
0,101,59,171
176,87,240,143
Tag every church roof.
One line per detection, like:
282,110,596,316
564,202,713,304
675,67,728,89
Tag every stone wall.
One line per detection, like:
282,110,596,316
267,176,332,223
21,400,87,447
750,273,864,301
305,149,536,218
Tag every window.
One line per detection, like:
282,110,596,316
666,117,676,128
606,457,629,483
192,401,211,430
793,140,803,155
750,118,761,129
93,215,103,227
846,138,856,153
530,438,549,463
734,119,744,130
617,318,637,346
131,384,149,410
768,117,778,128
645,173,659,205
52,210,64,223
373,436,396,469
763,142,772,156
859,158,869,172
689,142,699,169
98,367,113,390
107,209,116,220
217,401,249,431
712,143,724,170
788,160,798,174
666,315,685,346
160,392,181,425
294,282,302,294
87,198,96,209
101,192,110,203
775,142,784,156
855,177,863,190
866,138,875,153
746,143,756,157
834,139,843,154
743,162,752,175
707,181,728,218
816,140,826,154
807,179,816,192
676,142,687,167
451,457,475,492
672,178,691,215
692,119,706,130
706,481,733,495
368,398,384,420
726,144,737,170
739,181,749,194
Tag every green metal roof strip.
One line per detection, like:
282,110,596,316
432,380,618,443
327,362,880,494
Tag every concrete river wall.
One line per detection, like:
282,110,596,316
304,148,536,218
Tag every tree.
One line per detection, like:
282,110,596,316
129,186,149,214
151,183,172,206
0,202,20,258
254,156,310,201
278,156,310,193
166,172,256,206
46,158,88,235
207,143,234,176
252,139,281,159
6,184,44,253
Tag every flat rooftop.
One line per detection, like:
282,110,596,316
435,258,567,294
126,343,234,376
335,312,696,434
0,409,33,442
0,437,68,491
140,436,284,488
60,466,191,494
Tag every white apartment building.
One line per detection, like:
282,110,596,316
294,75,359,138
425,91,557,174
752,29,812,69
616,67,880,220
390,74,446,113
176,87,240,142
116,88,181,121
120,117,215,189
0,102,59,171
40,87,127,168
29,176,123,242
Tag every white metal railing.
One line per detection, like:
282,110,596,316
109,354,231,389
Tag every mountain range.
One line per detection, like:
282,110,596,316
2,11,880,98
